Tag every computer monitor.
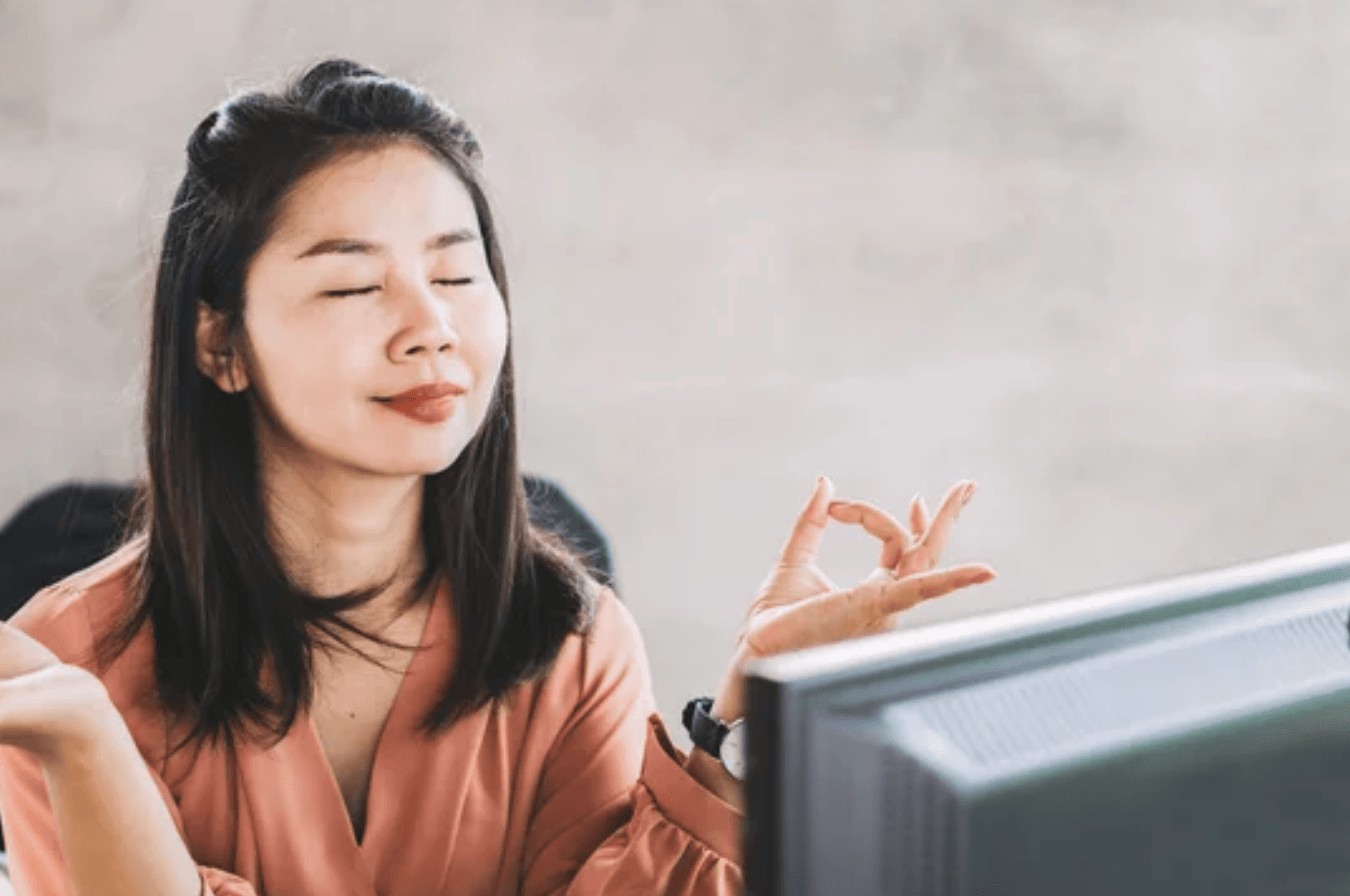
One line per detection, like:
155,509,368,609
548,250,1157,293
745,542,1350,895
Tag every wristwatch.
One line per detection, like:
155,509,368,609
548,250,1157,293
681,697,746,781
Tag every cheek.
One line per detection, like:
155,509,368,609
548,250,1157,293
465,293,510,381
243,312,364,424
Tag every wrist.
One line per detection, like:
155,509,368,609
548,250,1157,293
42,694,131,779
710,643,755,724
684,742,745,811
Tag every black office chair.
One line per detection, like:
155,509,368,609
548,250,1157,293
0,476,616,851
0,477,615,623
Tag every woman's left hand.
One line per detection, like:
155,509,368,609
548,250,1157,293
710,475,996,725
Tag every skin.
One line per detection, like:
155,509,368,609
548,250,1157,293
0,141,996,892
694,476,994,807
198,141,510,619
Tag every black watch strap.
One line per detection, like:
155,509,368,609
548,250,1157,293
682,696,728,757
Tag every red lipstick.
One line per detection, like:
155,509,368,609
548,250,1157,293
378,382,466,424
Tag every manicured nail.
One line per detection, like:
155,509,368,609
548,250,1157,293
962,482,977,505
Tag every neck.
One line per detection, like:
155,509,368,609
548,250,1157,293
260,451,427,629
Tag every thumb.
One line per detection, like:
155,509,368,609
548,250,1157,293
779,476,835,568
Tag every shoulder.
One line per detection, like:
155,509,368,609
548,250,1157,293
8,536,147,672
8,537,163,741
572,583,650,683
8,536,199,778
514,583,657,794
529,582,655,719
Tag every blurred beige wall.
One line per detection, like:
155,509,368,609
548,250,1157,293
4,0,1350,728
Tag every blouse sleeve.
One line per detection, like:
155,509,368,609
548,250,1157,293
0,584,258,896
518,591,744,896
0,743,257,896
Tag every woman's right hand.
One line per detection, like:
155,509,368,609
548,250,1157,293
0,620,114,766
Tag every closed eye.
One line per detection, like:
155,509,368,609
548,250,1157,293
322,278,473,297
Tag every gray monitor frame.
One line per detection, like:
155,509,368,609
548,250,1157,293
743,541,1350,895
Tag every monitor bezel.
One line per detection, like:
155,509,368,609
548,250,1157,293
744,540,1350,896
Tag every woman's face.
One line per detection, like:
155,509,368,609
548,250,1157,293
202,142,509,481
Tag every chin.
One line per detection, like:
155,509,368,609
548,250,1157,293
338,426,477,478
375,443,468,478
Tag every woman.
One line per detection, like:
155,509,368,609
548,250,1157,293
0,60,995,896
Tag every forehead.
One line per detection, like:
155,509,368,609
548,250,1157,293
269,142,478,242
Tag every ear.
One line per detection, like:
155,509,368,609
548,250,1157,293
195,301,249,393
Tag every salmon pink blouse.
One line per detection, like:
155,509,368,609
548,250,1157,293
0,542,744,895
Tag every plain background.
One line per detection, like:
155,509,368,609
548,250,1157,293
4,0,1350,736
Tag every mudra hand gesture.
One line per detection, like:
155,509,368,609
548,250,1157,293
0,618,112,767
710,476,996,725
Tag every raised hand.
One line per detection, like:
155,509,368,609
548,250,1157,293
0,619,114,765
711,476,996,722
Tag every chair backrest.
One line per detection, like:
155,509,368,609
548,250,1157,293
0,477,615,622
0,482,135,622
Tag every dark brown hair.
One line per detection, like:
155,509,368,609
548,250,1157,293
97,59,594,756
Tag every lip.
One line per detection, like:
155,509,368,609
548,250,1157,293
381,382,467,402
376,381,467,424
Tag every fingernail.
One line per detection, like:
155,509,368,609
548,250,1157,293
962,482,977,505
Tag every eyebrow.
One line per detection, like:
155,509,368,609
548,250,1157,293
295,228,479,260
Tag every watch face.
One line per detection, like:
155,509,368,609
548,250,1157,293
721,720,746,780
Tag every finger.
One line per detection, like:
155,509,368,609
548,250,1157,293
0,622,62,679
876,563,995,616
909,495,930,540
906,481,975,572
779,476,836,568
828,500,912,568
749,564,996,657
0,664,110,760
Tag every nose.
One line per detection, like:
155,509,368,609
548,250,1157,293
387,274,458,360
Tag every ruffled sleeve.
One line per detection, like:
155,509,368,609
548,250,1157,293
517,589,744,896
560,714,743,895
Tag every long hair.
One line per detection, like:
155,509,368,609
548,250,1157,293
96,59,595,756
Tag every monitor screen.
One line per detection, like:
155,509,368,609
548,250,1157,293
745,542,1350,895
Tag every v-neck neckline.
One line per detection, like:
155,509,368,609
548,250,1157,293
301,589,441,854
